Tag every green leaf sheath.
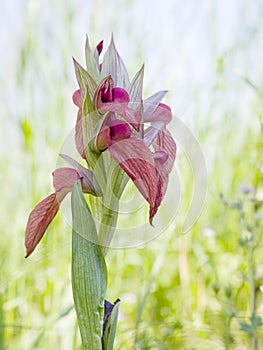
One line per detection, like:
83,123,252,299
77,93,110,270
71,181,108,350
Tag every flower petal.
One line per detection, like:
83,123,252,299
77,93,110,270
96,120,132,151
112,88,129,103
101,34,130,89
96,40,103,56
149,172,168,224
153,127,177,174
108,138,157,209
149,127,177,223
100,103,142,131
75,108,86,159
143,91,167,121
25,193,64,257
53,168,81,193
72,89,83,108
53,161,102,196
144,104,172,146
110,119,132,141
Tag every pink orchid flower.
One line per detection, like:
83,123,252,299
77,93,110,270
25,155,102,257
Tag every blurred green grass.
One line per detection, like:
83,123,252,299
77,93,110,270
1,0,263,349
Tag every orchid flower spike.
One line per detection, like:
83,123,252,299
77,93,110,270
72,35,176,224
25,35,176,257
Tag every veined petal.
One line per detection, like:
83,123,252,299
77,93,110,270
144,103,172,123
153,127,177,173
149,128,177,223
143,104,172,146
53,168,81,193
149,172,168,224
55,157,103,196
143,91,167,121
152,151,168,164
25,192,64,258
61,154,103,195
108,138,157,208
101,34,130,89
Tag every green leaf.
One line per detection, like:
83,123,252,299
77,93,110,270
102,301,120,350
71,181,107,350
73,57,98,98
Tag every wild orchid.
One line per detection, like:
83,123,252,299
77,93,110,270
25,35,176,350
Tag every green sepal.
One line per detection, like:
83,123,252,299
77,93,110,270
82,88,103,171
101,34,130,89
85,35,101,83
128,64,144,109
71,181,107,350
73,57,98,98
102,301,120,350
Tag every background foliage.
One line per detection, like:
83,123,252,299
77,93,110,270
1,0,263,349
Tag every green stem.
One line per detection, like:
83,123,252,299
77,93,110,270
98,160,129,255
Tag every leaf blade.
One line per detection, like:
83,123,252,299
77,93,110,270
71,181,107,350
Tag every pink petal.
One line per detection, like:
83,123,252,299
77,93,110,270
96,120,132,151
112,88,130,103
72,89,83,108
149,172,168,224
75,109,86,159
52,168,81,193
143,103,172,146
152,151,168,164
97,40,103,56
110,119,132,141
149,128,177,223
25,193,64,258
144,103,172,123
153,127,177,173
59,154,103,196
96,125,111,151
108,138,157,208
97,76,113,106
100,102,142,131
143,91,168,120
